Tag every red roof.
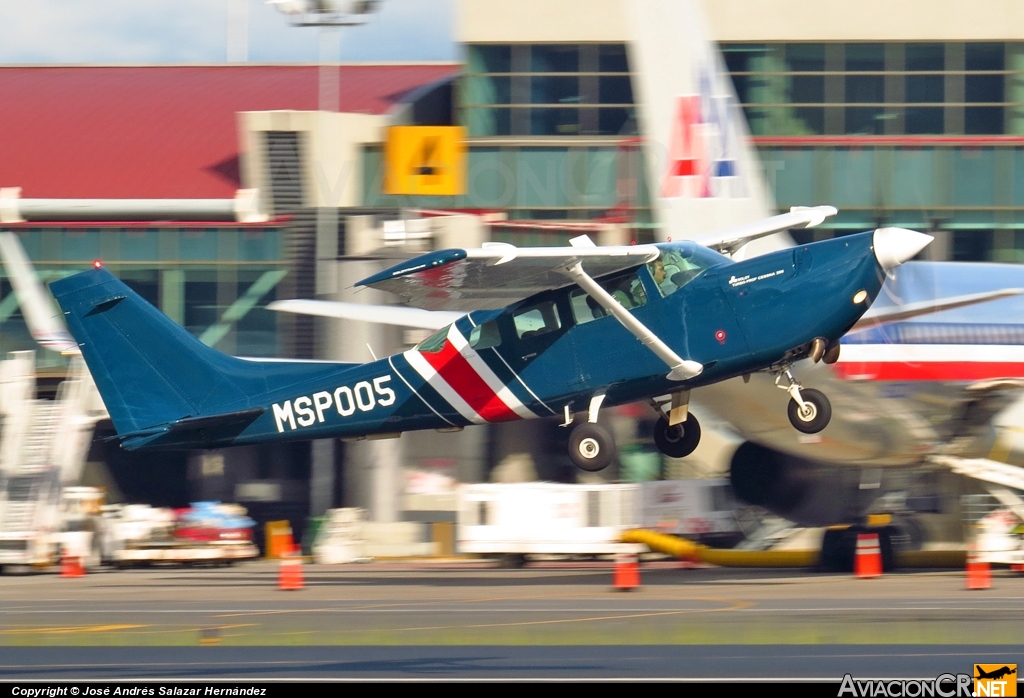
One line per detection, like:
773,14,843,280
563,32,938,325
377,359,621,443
0,64,459,199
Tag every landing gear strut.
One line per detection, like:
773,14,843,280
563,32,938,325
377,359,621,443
776,368,831,434
649,390,702,458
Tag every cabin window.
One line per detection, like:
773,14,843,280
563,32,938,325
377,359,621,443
648,249,708,297
568,271,647,324
414,325,449,353
468,320,502,349
513,300,562,339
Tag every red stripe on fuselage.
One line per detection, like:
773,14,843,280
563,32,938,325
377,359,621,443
833,361,1024,381
420,340,520,422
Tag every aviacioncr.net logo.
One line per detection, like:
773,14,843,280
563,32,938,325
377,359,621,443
839,674,973,697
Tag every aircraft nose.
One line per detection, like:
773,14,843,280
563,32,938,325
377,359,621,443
872,227,933,270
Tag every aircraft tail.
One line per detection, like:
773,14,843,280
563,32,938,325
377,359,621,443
49,266,346,437
627,0,782,254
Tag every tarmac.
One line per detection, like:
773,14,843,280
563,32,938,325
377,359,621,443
1,559,1022,679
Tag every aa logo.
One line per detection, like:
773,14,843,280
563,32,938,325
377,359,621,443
975,664,1017,697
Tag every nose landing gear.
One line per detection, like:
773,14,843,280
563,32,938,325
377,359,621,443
776,368,832,434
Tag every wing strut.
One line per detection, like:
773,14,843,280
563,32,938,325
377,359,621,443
560,262,703,382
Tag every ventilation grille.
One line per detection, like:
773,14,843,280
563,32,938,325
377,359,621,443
264,131,304,215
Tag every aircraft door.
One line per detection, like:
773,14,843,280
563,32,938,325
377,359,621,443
718,248,802,359
674,274,752,364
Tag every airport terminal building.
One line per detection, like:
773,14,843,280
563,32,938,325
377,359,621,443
0,0,1021,539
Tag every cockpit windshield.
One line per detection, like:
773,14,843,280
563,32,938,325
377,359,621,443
646,242,722,297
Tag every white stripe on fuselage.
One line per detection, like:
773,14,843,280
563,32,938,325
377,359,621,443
445,326,537,420
388,355,457,426
403,349,486,424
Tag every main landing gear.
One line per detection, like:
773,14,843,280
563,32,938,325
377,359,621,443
565,394,617,472
564,391,704,473
776,367,832,434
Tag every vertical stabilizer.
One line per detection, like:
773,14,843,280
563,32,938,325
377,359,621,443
628,0,782,254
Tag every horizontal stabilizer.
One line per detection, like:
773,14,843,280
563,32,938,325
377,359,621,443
267,299,460,330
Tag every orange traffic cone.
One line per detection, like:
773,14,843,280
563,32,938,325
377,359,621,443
613,551,640,591
1011,563,1024,573
278,546,304,591
966,545,991,590
60,553,84,578
854,533,882,578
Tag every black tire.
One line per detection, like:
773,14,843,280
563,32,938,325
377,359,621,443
499,553,527,569
653,414,701,458
787,388,832,433
568,423,617,472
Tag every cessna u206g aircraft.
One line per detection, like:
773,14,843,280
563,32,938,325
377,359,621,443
48,211,932,471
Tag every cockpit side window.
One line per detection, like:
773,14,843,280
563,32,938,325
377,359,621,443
414,325,449,353
647,249,709,297
569,270,648,325
468,320,501,350
513,300,562,339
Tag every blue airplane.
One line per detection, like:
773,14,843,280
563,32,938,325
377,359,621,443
48,208,932,472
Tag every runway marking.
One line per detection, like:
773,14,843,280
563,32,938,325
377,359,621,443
395,598,755,632
211,591,600,618
0,624,148,634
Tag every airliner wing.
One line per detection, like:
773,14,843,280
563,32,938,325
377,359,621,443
849,289,1024,332
0,232,79,353
357,244,661,311
266,299,461,330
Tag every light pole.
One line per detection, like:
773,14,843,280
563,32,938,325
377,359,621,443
269,1,387,521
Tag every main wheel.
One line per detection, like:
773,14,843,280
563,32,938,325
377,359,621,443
787,388,831,433
653,414,701,458
568,423,617,472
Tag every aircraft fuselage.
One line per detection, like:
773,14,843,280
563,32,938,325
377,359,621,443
117,230,885,450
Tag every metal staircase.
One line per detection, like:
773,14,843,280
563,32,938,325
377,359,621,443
0,351,108,565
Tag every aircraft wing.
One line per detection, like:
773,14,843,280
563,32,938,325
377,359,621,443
849,288,1024,332
266,299,461,330
697,206,838,256
357,244,661,311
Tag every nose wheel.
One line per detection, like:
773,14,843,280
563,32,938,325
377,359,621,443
568,423,617,472
776,368,832,434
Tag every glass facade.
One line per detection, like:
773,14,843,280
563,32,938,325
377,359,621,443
761,143,1024,259
362,142,653,243
722,42,1024,136
461,44,638,138
721,41,1024,261
0,224,288,367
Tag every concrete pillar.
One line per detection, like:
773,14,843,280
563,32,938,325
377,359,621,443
309,438,335,516
326,256,404,522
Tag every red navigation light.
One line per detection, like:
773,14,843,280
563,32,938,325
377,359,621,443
93,260,103,268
